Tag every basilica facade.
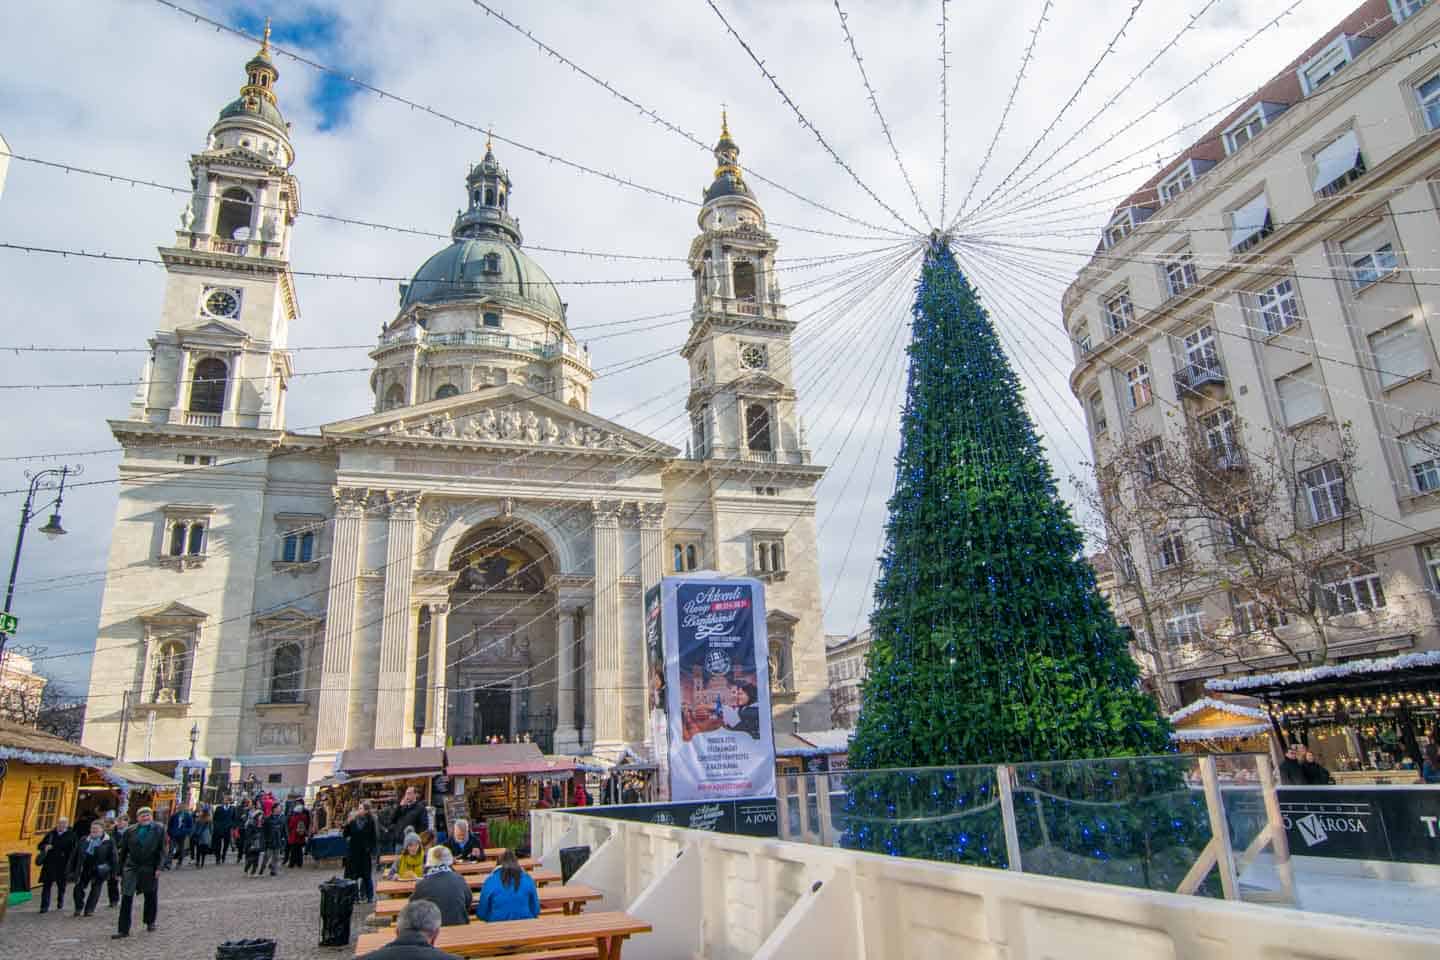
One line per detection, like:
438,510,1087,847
81,39,831,791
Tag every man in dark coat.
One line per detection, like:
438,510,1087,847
260,807,287,876
105,815,126,907
387,786,428,852
113,806,165,938
358,900,453,959
211,801,233,864
410,846,471,926
343,802,379,902
1279,745,1306,785
165,803,193,870
68,820,118,916
36,816,78,913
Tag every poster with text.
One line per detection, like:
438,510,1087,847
644,582,670,801
661,576,775,801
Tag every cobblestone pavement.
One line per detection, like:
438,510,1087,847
2,857,364,960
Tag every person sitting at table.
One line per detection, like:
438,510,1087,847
445,819,485,862
358,899,452,960
412,846,471,926
476,849,540,923
390,831,425,880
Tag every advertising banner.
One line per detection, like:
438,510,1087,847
644,583,670,802
1224,786,1440,865
570,797,779,837
660,576,776,801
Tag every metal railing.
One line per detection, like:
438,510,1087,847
184,412,221,427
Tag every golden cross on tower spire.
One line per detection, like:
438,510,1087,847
258,17,273,58
721,104,730,137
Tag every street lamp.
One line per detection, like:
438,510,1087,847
1,464,81,665
183,722,200,805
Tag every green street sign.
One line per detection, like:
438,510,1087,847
0,613,17,634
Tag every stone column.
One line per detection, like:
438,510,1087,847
221,351,240,426
553,606,579,752
424,602,450,747
374,491,418,748
171,347,191,422
591,500,624,754
308,487,365,784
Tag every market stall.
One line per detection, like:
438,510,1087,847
1167,698,1272,756
446,744,574,815
327,747,445,815
1207,650,1440,784
90,761,180,820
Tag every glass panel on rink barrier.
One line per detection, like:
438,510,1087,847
1008,754,1216,893
1211,753,1270,860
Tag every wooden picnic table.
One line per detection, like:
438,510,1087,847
375,869,561,899
353,910,652,959
380,847,507,863
371,884,601,920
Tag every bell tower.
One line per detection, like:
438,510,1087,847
682,114,807,464
132,21,300,431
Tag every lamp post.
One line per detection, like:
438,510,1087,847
182,721,199,804
1,464,80,666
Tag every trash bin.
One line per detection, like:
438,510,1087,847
318,876,359,947
215,938,276,960
559,845,591,885
7,852,32,905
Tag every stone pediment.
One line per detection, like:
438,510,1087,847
321,384,679,458
140,601,208,622
177,318,249,342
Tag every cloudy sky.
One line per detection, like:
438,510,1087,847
0,0,1367,695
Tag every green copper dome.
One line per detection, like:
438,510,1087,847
401,238,564,321
217,95,287,135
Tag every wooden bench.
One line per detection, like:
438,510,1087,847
380,847,507,864
353,911,652,959
371,884,601,922
375,869,560,899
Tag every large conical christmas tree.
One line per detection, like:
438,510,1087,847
849,237,1171,770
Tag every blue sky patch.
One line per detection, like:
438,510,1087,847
232,6,360,132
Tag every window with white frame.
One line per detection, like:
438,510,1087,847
1229,193,1273,252
1301,461,1348,524
1402,429,1440,493
1392,0,1430,23
1164,251,1199,297
752,533,785,575
671,536,702,572
1139,437,1165,484
1156,531,1187,570
1105,216,1133,248
1088,391,1108,436
1159,164,1194,203
163,507,211,561
1125,362,1153,409
1312,130,1365,198
1343,227,1400,289
1276,367,1326,426
1103,289,1134,336
1224,107,1267,154
1183,325,1219,371
1218,502,1257,548
1230,592,1289,635
1320,561,1386,614
1075,322,1093,357
1163,601,1204,645
1423,543,1440,591
1254,278,1302,334
1369,318,1429,389
1201,407,1238,458
1416,71,1440,131
1299,36,1361,95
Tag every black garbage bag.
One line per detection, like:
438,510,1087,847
318,876,359,947
215,938,276,960
7,852,32,898
559,845,591,885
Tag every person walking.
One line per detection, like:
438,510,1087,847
260,805,286,877
260,789,276,818
357,900,453,959
36,816,78,914
105,815,126,908
411,846,471,926
112,806,165,939
286,801,311,868
192,807,213,868
343,802,379,903
68,820,118,917
165,803,193,870
242,810,264,875
475,850,539,923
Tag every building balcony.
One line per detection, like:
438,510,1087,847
1203,446,1247,474
376,326,589,363
183,412,222,427
1174,359,1226,395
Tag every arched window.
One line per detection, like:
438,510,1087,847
189,358,228,414
499,190,507,209
673,545,683,572
170,522,186,556
435,384,460,399
187,523,206,556
473,190,482,206
384,383,406,410
686,545,697,570
483,253,501,274
216,188,254,240
733,261,756,300
270,642,302,703
745,403,772,452
484,187,496,206
153,640,189,703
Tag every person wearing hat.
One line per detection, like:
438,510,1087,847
411,845,471,926
113,806,165,939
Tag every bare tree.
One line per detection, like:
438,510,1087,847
1087,412,1382,694
0,667,86,742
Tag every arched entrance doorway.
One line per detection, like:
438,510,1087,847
440,521,559,749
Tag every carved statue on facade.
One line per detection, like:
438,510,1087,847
478,408,499,439
179,199,195,231
499,409,520,439
562,421,581,446
542,416,561,445
436,412,457,439
522,410,541,443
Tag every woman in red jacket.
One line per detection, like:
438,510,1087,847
285,802,311,869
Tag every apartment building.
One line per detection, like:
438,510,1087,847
1064,0,1440,708
825,630,871,728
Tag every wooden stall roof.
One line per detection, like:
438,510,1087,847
446,743,573,777
0,719,111,767
1206,650,1440,700
335,747,445,777
104,760,180,788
